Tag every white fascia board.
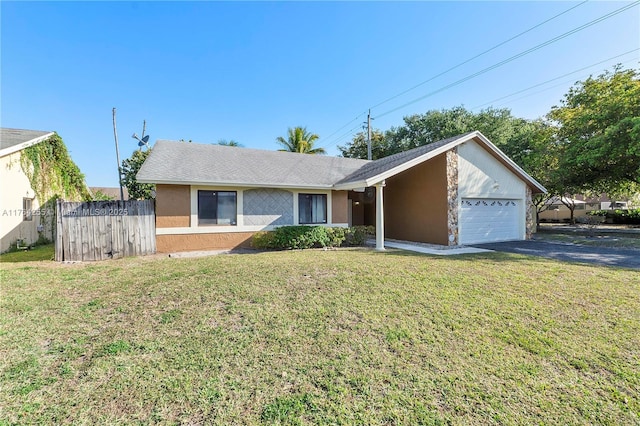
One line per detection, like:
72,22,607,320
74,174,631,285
361,134,476,187
332,131,547,194
472,131,548,194
332,180,369,191
0,132,55,158
136,178,334,190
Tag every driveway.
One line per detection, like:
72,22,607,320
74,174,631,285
472,240,640,269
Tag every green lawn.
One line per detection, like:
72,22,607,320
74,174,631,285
1,249,638,425
0,244,54,263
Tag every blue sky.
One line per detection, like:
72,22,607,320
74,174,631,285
2,1,639,187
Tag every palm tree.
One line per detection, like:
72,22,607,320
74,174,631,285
276,127,325,154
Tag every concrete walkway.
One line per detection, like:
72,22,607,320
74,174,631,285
370,239,492,256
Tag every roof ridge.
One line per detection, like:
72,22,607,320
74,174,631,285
154,139,370,164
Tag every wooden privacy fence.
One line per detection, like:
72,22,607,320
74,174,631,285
55,200,156,261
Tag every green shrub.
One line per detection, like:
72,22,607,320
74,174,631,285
251,231,276,249
344,225,375,246
251,225,375,250
587,209,640,224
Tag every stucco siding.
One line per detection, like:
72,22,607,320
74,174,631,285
155,184,190,227
458,140,527,241
458,140,526,199
331,191,348,224
157,232,254,253
385,153,449,245
0,151,45,252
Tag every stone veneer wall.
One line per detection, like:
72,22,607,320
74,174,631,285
446,148,459,246
525,186,534,239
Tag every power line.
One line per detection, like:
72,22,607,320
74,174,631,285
373,1,640,120
319,110,367,144
324,54,639,153
478,56,640,111
470,48,640,110
321,124,363,151
369,0,590,111
320,2,589,153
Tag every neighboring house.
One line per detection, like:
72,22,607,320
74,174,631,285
89,187,129,200
538,195,630,222
137,131,546,253
1,128,55,252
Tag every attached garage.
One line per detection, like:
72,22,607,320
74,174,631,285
459,198,521,245
140,131,546,252
334,131,546,248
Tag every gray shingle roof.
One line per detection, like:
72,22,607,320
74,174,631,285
0,128,53,153
137,132,546,193
136,140,370,188
335,132,474,185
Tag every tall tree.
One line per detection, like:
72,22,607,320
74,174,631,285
339,106,550,161
548,66,640,194
338,129,391,160
218,139,243,147
276,127,325,154
121,149,155,200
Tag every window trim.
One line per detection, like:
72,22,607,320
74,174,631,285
23,198,33,221
298,193,328,225
197,190,237,226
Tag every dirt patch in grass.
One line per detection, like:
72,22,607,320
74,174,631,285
1,249,638,424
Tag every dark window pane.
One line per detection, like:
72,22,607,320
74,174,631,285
23,198,33,221
198,191,218,225
217,192,237,225
298,194,327,224
198,190,237,226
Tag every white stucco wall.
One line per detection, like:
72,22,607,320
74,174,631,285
457,140,527,241
458,140,526,199
0,151,46,252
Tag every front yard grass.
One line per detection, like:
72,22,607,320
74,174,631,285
1,249,638,424
0,244,54,263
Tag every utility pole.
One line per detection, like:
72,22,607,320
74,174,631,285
112,108,125,202
367,109,372,160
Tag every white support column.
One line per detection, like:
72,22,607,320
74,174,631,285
375,181,385,251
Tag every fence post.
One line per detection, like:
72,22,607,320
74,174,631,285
55,199,64,261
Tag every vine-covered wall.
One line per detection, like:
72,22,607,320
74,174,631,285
20,133,91,204
18,133,91,244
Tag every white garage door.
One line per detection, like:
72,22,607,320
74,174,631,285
459,198,521,245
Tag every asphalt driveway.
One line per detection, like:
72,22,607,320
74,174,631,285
473,240,640,269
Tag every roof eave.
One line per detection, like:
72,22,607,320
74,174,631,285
334,131,548,194
471,131,548,194
136,177,335,190
353,132,478,187
332,180,369,191
0,131,55,158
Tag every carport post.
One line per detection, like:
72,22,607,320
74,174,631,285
375,181,385,251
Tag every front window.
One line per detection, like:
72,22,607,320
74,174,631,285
298,193,327,224
23,198,33,221
198,190,237,226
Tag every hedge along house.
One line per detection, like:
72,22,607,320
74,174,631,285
136,131,546,253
